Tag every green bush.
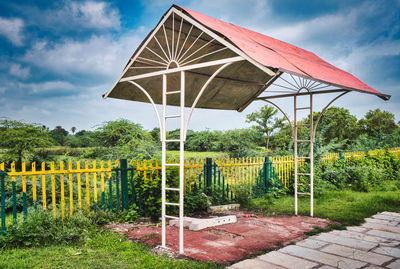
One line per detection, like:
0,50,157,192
184,186,210,214
0,210,92,248
81,147,110,159
116,204,141,223
233,184,252,208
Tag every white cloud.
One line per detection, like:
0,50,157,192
21,31,143,78
68,1,121,30
18,81,75,94
9,63,30,79
0,17,24,46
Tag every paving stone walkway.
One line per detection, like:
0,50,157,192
229,212,400,269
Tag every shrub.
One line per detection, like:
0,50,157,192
233,184,252,209
184,186,210,214
0,210,92,248
116,204,141,223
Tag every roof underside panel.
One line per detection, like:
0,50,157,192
108,60,271,110
179,6,390,100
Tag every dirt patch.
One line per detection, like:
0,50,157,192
204,229,244,240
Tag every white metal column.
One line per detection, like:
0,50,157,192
294,93,314,217
161,72,185,254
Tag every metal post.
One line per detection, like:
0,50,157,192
179,71,185,254
309,94,314,217
161,74,167,248
294,95,298,215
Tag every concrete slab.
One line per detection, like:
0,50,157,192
366,229,400,241
279,245,366,268
346,226,367,233
169,215,237,231
229,258,285,269
296,238,328,249
320,243,393,265
373,246,400,258
190,215,237,231
258,251,318,269
381,211,400,218
329,230,393,244
387,259,400,269
313,232,378,251
209,204,240,213
364,217,399,226
372,214,400,223
362,222,400,234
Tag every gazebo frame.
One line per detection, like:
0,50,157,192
103,6,389,254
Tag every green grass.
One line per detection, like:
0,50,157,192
0,230,222,269
250,190,400,227
166,151,228,160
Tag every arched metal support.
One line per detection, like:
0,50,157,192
312,91,350,138
261,99,294,138
127,81,162,133
184,62,234,139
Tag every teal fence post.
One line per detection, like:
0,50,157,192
339,152,345,167
265,157,270,194
205,158,212,194
1,170,6,233
109,175,113,213
120,159,129,210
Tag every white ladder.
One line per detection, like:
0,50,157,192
161,72,185,254
294,94,314,217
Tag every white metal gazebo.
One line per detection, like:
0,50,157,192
103,5,390,254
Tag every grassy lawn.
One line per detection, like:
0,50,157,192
250,189,400,227
0,231,222,269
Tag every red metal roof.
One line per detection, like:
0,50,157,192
178,6,390,100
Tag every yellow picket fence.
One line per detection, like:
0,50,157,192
1,147,399,223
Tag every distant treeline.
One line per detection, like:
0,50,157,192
0,106,399,165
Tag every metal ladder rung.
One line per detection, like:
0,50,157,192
165,163,180,167
296,156,311,159
165,215,179,219
296,107,311,110
165,139,180,142
165,114,181,119
298,183,311,186
298,173,311,175
297,140,311,142
165,202,180,206
166,90,181,95
165,187,179,191
298,192,311,195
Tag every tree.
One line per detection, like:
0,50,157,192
50,126,69,146
314,107,359,144
0,120,53,166
94,119,157,159
71,126,76,135
246,105,284,150
358,109,398,137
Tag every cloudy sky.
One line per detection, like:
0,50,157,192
0,0,399,132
